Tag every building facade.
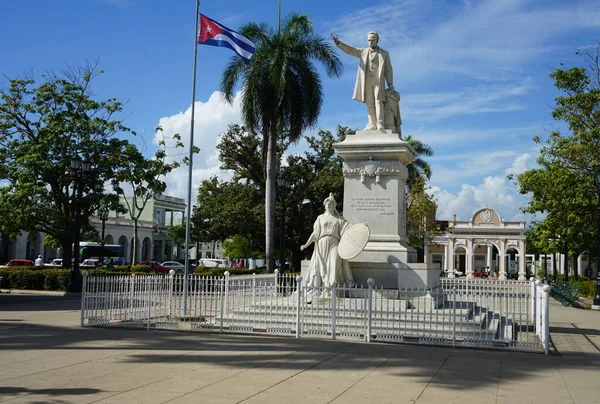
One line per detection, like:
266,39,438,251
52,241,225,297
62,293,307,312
0,194,223,264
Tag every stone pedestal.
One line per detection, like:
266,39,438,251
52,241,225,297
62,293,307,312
334,129,440,289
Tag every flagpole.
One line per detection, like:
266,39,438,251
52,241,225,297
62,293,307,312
183,0,200,315
278,0,281,33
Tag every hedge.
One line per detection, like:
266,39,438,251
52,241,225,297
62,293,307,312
0,267,71,291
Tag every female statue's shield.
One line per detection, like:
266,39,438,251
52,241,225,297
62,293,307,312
338,223,370,260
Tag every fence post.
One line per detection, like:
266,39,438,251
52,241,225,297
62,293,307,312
219,274,226,333
80,270,88,327
331,288,337,340
129,274,135,320
252,272,256,306
530,279,536,324
296,275,303,338
452,287,457,348
168,270,175,320
147,276,152,331
534,279,542,335
542,284,551,355
366,278,374,343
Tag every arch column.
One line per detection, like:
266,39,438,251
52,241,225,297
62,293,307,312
486,244,493,269
424,242,430,264
518,240,527,280
447,238,455,278
466,239,474,279
498,240,507,280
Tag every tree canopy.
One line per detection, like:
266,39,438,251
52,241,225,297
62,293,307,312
0,63,130,267
512,43,600,276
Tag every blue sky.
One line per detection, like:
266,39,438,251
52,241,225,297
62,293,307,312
2,0,600,223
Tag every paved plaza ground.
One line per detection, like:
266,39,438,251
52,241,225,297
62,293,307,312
0,291,599,403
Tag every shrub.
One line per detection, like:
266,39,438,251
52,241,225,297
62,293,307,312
43,269,71,291
9,270,46,290
573,280,596,299
0,268,14,289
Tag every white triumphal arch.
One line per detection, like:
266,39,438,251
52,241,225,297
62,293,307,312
425,208,527,280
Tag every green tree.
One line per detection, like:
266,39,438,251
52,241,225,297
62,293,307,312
223,235,256,261
404,135,434,191
220,13,342,272
193,177,264,255
513,43,600,275
111,126,186,264
406,177,441,260
0,63,129,268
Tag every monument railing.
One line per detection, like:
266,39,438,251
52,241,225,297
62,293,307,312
80,272,551,354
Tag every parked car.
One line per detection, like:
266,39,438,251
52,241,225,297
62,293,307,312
198,259,229,268
80,259,101,268
46,258,63,268
138,261,170,273
443,269,464,277
160,261,186,273
0,259,35,268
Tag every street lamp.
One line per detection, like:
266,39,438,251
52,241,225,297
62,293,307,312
593,172,600,307
99,204,109,247
70,155,91,292
277,174,291,273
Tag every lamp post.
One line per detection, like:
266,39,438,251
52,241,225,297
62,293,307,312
277,174,291,272
70,155,91,292
99,204,109,246
593,173,600,307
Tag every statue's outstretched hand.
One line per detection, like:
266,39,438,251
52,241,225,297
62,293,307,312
300,243,308,251
331,33,339,45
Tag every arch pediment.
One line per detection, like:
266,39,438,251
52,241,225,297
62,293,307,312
472,208,501,226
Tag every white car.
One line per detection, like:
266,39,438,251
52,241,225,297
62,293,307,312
46,258,63,268
160,261,186,273
199,259,229,268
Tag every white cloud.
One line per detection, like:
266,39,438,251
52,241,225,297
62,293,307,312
403,80,534,121
327,0,600,82
430,152,538,222
409,124,542,147
152,91,243,207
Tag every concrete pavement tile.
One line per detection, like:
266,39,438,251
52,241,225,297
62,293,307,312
496,381,574,403
167,391,246,404
93,388,184,403
4,361,136,389
0,387,116,404
144,367,255,394
429,368,499,389
499,367,562,385
558,366,600,387
567,386,600,404
189,376,286,400
0,348,78,366
416,385,498,404
441,355,502,375
242,373,350,404
330,380,425,404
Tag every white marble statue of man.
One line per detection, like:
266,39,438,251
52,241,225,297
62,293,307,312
301,193,354,301
332,31,394,131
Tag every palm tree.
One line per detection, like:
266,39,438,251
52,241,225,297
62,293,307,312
405,135,434,191
220,14,342,272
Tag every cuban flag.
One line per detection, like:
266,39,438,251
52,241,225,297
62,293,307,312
197,14,256,64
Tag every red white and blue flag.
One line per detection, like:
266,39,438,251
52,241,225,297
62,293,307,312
197,14,256,64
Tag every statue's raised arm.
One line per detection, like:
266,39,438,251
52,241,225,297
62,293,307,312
332,31,401,134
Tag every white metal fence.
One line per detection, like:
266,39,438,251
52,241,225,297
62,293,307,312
80,271,551,354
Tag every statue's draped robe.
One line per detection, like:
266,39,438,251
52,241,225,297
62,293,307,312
306,213,354,295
